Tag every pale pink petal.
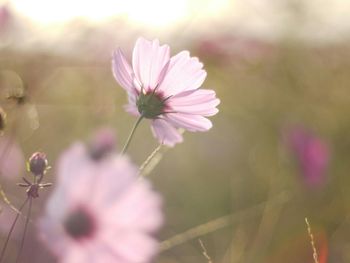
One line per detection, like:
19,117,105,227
55,143,99,202
39,213,72,255
124,104,140,116
151,119,183,146
165,113,212,132
159,51,207,96
105,232,158,263
112,49,135,93
89,242,124,263
167,89,220,116
61,247,88,263
132,37,170,91
91,156,139,208
102,181,163,232
124,93,140,116
56,143,88,183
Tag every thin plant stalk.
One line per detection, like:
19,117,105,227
15,197,32,263
0,137,21,214
139,143,163,176
0,198,29,263
121,116,143,155
305,217,319,263
160,191,290,252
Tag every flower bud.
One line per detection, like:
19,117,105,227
28,152,48,176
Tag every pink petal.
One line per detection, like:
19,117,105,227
102,181,163,232
105,232,158,263
151,119,183,147
168,89,220,116
112,49,135,93
166,113,213,132
159,51,207,96
61,247,88,263
132,37,170,91
39,213,72,256
123,93,140,116
89,242,125,263
91,156,139,208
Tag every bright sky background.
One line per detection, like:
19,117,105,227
8,0,231,28
3,0,350,45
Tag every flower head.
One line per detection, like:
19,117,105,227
112,37,220,146
285,126,330,187
39,136,163,263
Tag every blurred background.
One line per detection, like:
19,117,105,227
1,0,350,262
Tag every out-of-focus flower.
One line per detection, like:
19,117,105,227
285,126,330,187
39,132,163,263
0,5,10,32
112,37,220,146
0,136,25,179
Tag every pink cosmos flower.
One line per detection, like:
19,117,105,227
285,126,330,187
39,135,163,263
112,37,220,146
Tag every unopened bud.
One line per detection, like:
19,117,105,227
28,152,48,176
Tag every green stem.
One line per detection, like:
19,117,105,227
121,116,143,155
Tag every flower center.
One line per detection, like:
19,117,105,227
63,208,96,240
136,92,165,119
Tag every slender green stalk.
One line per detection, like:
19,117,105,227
139,143,163,176
0,198,29,263
121,116,143,155
15,197,32,263
160,191,290,252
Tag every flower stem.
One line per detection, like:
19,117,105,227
15,197,32,263
139,143,164,177
0,198,29,263
121,116,143,155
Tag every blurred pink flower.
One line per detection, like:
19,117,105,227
39,139,163,262
112,37,220,146
0,136,25,179
0,5,10,32
285,127,330,187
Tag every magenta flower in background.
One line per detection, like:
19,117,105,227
112,37,220,146
285,127,330,187
39,131,163,263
